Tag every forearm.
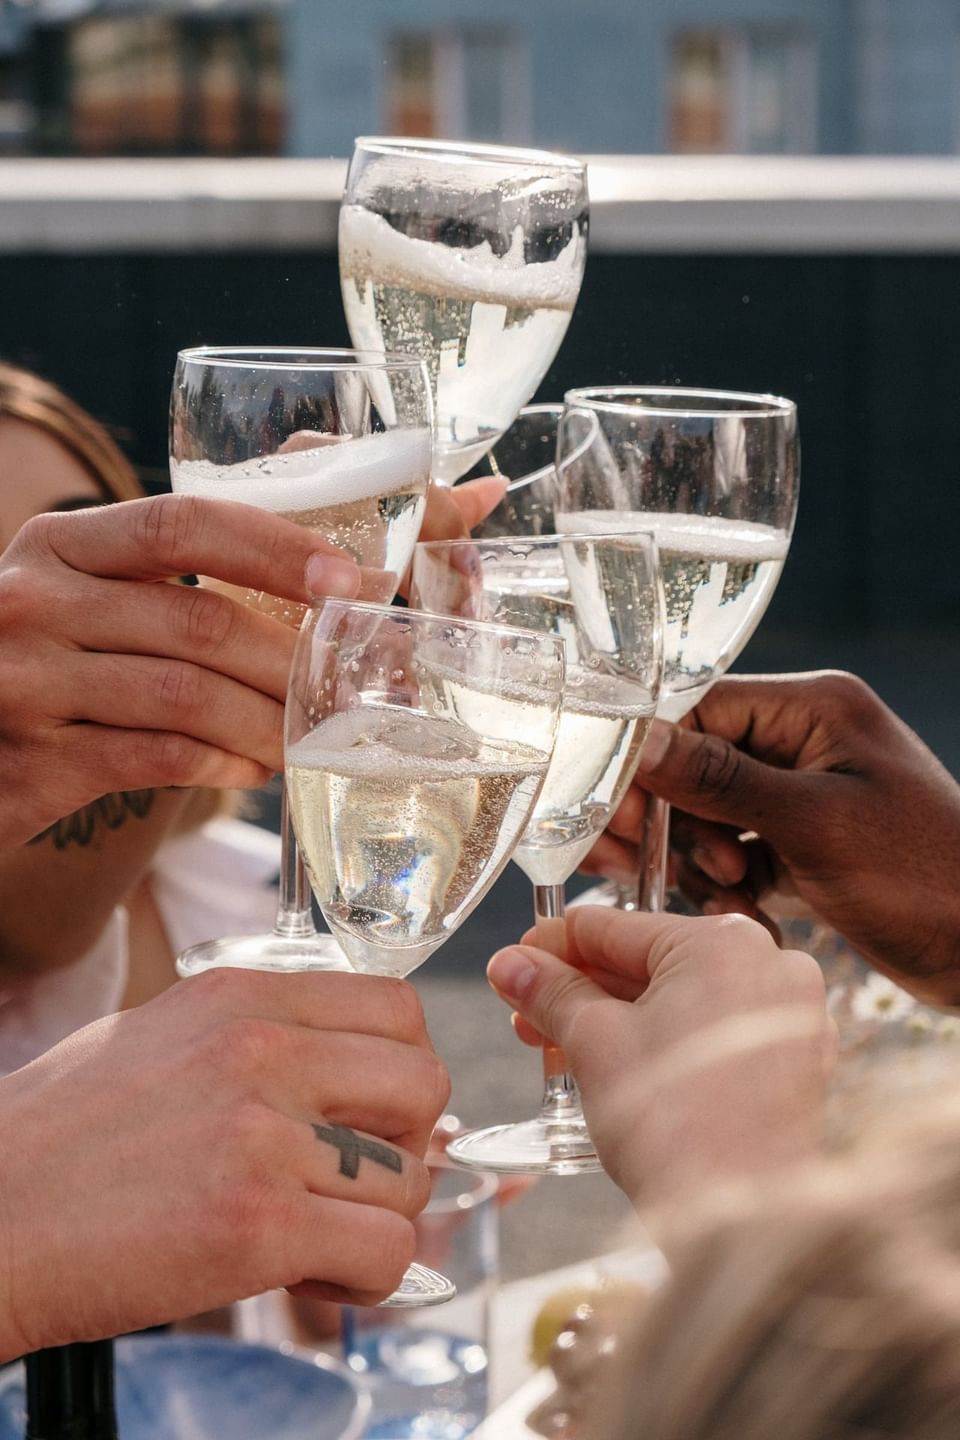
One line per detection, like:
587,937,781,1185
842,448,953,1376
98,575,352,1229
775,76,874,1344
0,788,195,979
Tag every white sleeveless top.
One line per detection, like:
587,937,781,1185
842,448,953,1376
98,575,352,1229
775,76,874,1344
0,817,281,1076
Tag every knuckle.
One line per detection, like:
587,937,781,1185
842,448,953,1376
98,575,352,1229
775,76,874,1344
691,734,744,802
143,729,200,785
400,1157,432,1219
202,1016,280,1079
415,1051,452,1122
371,1214,418,1295
212,1169,285,1259
378,978,426,1040
813,670,880,720
133,494,206,572
175,585,240,657
156,660,204,720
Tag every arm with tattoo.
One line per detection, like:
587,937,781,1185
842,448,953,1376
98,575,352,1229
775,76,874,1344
0,786,198,981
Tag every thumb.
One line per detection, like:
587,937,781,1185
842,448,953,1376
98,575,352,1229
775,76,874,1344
634,717,804,836
487,944,613,1054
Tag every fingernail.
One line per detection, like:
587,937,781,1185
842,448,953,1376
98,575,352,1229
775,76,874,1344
305,553,361,599
488,947,539,1001
636,718,672,772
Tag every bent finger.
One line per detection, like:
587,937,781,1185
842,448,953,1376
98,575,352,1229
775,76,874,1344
28,494,359,599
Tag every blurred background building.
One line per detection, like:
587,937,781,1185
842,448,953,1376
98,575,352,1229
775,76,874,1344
3,0,960,158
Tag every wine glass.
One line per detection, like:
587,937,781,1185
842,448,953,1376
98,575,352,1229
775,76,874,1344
338,138,588,484
285,598,565,1299
410,533,663,1174
468,402,561,537
555,387,799,911
169,346,433,976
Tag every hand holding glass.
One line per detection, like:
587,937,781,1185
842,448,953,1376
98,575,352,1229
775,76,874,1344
169,346,432,975
285,598,564,1297
410,534,662,1174
555,388,799,911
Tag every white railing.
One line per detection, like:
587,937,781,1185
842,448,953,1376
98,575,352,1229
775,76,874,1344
4,154,960,252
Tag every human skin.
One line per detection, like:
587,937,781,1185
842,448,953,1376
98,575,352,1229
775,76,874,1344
0,418,504,978
581,672,960,1005
488,907,835,1208
0,967,450,1359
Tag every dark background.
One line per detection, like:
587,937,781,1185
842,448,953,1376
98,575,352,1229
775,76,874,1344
3,247,959,789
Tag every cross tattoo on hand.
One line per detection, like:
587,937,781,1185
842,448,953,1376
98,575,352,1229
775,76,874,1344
313,1122,403,1180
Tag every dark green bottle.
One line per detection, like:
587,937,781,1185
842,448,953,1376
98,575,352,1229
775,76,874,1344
24,1340,118,1440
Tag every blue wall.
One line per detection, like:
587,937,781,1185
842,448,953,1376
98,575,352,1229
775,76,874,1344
286,0,960,157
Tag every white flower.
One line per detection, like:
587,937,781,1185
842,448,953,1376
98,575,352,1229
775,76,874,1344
850,973,917,1025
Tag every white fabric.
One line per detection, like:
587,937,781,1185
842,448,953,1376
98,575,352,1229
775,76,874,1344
0,817,280,1076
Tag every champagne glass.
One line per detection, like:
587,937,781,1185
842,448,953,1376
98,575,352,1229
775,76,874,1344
469,402,561,537
555,387,799,912
169,346,432,976
285,598,565,1299
339,138,588,484
410,534,663,1174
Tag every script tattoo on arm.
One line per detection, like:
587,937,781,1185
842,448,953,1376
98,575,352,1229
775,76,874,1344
28,790,156,851
313,1123,403,1180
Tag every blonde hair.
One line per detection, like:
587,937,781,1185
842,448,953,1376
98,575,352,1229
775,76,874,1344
587,1088,960,1440
0,361,143,503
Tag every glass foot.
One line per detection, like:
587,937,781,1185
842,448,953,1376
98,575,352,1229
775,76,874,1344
379,1263,456,1309
447,1116,604,1176
175,932,352,978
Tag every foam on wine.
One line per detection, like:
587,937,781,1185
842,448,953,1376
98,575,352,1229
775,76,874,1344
171,426,431,511
338,205,582,311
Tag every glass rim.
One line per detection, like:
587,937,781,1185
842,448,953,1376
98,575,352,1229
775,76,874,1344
483,402,564,492
175,345,429,374
563,385,796,420
425,1156,499,1213
416,530,657,552
302,595,568,654
352,134,585,174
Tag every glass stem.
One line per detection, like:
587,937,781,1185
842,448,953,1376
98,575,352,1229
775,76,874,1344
638,793,670,912
533,883,580,1118
273,783,318,940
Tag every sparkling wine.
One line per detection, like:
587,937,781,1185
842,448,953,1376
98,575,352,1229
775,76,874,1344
339,207,581,484
558,511,789,719
286,708,549,976
412,549,657,887
171,428,431,622
513,668,655,886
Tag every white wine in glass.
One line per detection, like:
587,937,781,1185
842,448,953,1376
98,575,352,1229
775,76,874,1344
339,138,588,484
556,387,799,908
169,346,433,976
410,534,663,1174
285,598,565,1298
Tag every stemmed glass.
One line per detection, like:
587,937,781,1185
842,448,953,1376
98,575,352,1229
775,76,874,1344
169,346,433,976
410,534,663,1174
285,598,565,1299
339,138,588,484
469,402,562,537
555,387,799,911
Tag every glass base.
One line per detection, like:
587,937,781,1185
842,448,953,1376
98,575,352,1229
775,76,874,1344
447,1117,604,1176
175,932,352,978
379,1263,457,1309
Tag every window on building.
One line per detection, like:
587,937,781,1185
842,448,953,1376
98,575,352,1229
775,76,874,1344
669,27,815,153
63,12,285,155
385,28,528,142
